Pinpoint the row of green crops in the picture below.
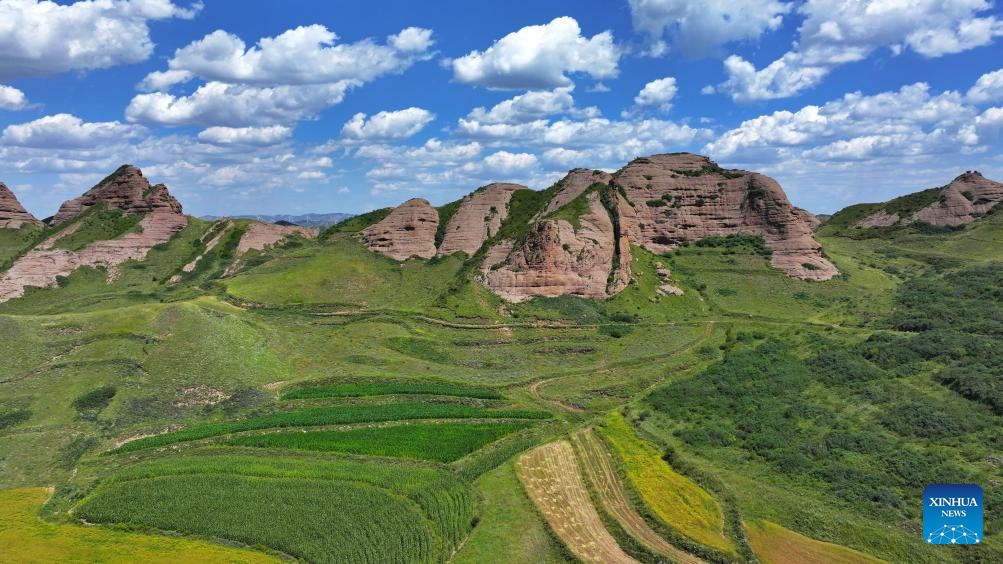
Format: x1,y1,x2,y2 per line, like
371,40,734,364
110,403,551,454
228,422,530,462
282,381,502,400
80,452,476,562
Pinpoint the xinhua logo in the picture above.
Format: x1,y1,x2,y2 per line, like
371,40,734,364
923,484,983,545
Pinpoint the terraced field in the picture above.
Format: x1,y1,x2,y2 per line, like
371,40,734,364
516,441,637,564
597,411,737,557
572,428,705,564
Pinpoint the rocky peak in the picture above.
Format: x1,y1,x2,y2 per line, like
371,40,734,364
362,198,439,260
854,170,1003,228
540,168,612,217
50,165,183,225
0,182,41,229
438,183,525,256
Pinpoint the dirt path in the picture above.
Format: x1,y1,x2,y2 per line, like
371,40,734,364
572,429,706,564
516,442,637,564
527,378,585,413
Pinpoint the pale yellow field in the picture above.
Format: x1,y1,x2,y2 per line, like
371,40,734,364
747,520,887,564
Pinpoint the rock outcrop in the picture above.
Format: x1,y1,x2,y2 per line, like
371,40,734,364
854,171,1003,228
362,198,439,260
0,166,187,303
608,154,836,280
481,190,630,302
50,165,182,225
0,182,42,229
361,153,837,302
438,183,523,256
223,221,316,275
793,207,822,231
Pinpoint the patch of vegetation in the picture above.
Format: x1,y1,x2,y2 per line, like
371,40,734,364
229,421,530,462
53,206,144,252
72,386,117,413
435,198,464,248
694,234,772,257
0,408,31,431
322,207,392,236
544,183,604,230
597,412,735,556
282,380,502,400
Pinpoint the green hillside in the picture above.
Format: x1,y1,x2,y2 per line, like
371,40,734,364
1,190,1001,563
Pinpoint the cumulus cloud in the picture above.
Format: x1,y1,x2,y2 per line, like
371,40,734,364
451,17,619,90
462,87,599,126
705,81,980,163
130,24,435,128
126,81,354,127
633,77,678,112
138,24,434,90
197,125,292,146
628,0,791,57
1,113,146,149
0,84,28,110
967,68,1003,103
484,151,538,173
0,0,200,80
718,0,1003,101
341,107,435,140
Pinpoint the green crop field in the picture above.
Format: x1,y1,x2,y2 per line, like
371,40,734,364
282,380,502,400
228,421,530,462
110,402,551,453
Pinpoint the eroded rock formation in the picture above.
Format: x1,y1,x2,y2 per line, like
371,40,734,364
0,166,187,303
362,198,439,260
0,182,41,229
438,183,524,256
854,172,1003,229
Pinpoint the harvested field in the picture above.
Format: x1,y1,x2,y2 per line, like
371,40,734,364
572,429,706,564
516,441,637,564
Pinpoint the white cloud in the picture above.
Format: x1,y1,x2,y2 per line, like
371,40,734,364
0,84,28,110
1,113,146,149
341,107,435,140
338,186,350,194
633,77,677,112
451,17,619,90
718,0,1003,101
0,0,200,80
139,24,434,90
628,0,791,57
968,68,1003,103
960,106,1003,143
484,151,538,173
126,81,355,127
197,125,292,146
705,81,982,164
297,171,327,180
463,87,598,125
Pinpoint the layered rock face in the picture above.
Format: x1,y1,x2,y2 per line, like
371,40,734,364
364,153,837,302
0,182,41,229
0,166,187,303
362,198,439,260
855,171,1003,228
481,190,630,302
235,221,315,257
50,165,183,225
608,154,836,280
438,183,523,256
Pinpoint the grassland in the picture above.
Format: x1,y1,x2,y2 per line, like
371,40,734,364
598,411,736,557
0,487,278,563
228,421,530,462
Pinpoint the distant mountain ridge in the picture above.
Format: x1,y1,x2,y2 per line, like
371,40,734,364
201,212,354,229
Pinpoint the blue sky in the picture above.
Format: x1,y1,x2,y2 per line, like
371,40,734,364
0,0,1002,217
